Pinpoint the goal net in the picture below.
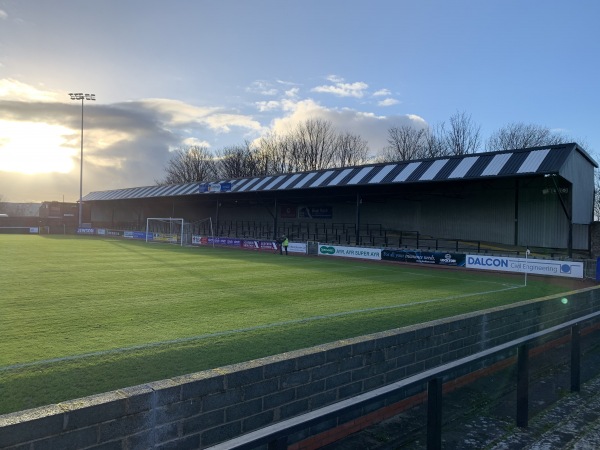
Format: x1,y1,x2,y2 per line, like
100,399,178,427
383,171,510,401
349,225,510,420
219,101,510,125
188,217,215,247
145,217,187,246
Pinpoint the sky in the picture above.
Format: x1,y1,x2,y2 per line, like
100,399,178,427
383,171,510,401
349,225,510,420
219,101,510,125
0,0,599,203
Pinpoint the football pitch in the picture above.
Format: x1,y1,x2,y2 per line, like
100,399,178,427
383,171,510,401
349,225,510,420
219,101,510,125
0,235,579,415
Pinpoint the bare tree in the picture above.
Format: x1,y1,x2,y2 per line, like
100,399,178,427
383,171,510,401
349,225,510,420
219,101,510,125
381,112,480,162
215,142,260,179
255,118,368,173
334,132,369,166
422,123,448,159
486,123,567,151
442,111,481,155
381,125,427,161
158,146,218,184
254,131,292,175
291,118,337,171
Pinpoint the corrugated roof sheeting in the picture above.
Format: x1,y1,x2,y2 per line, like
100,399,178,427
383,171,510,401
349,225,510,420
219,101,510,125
420,159,449,180
82,144,595,202
348,167,373,185
292,172,317,189
449,157,478,179
518,149,551,173
368,164,395,183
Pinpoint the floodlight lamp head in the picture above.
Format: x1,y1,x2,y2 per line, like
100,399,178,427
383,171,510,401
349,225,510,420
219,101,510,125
85,94,96,101
69,93,84,100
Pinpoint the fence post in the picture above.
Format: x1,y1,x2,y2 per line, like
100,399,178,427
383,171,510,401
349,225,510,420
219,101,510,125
571,323,581,392
427,377,442,450
517,344,529,427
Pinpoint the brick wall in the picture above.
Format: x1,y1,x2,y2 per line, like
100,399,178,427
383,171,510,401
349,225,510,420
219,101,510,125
1,287,599,449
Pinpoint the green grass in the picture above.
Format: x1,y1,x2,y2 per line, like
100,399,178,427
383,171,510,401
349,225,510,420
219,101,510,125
0,235,579,414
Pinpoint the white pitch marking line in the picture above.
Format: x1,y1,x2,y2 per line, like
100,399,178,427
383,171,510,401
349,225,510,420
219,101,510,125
0,285,523,373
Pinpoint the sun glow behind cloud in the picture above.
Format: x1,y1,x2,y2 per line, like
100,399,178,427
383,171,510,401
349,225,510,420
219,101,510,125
0,120,75,174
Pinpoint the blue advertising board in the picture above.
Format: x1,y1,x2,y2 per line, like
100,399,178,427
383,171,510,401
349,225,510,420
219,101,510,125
199,182,232,193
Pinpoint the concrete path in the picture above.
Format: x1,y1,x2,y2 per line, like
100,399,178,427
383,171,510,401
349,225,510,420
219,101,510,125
488,373,600,450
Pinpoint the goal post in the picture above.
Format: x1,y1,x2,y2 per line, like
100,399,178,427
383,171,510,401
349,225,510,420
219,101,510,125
145,217,185,246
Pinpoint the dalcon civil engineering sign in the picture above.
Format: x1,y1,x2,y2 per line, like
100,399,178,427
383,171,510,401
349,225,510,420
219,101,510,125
466,255,583,279
319,244,381,260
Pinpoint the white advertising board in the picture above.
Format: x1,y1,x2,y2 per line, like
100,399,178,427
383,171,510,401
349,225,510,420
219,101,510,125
466,255,583,279
318,244,381,260
288,242,307,254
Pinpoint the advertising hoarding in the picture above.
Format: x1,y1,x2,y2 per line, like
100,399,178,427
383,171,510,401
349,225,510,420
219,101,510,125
318,244,381,260
381,250,466,266
465,255,583,279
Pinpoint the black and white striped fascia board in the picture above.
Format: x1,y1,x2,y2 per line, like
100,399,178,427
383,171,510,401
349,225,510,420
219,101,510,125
82,147,570,201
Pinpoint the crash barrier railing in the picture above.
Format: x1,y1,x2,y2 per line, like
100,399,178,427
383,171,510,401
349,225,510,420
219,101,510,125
206,310,600,450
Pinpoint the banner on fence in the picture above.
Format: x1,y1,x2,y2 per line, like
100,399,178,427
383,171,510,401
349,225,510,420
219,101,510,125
192,235,206,245
152,233,178,243
192,237,306,254
466,255,583,279
318,244,381,260
287,242,307,254
124,231,152,240
382,250,466,266
207,237,242,247
239,239,278,251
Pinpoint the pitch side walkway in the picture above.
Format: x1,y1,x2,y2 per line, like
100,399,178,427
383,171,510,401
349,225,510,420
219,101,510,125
487,373,600,449
325,345,600,450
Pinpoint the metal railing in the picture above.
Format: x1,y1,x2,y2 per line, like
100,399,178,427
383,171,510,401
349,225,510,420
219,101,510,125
206,310,600,450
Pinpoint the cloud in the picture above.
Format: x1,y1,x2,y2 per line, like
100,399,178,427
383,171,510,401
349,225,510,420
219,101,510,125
256,100,281,112
276,79,300,87
264,99,427,156
285,87,299,98
326,75,345,83
378,98,400,107
247,80,279,96
0,81,267,200
373,89,391,97
0,78,428,201
181,137,212,148
138,98,262,133
312,77,369,98
0,10,7,20
0,78,60,102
